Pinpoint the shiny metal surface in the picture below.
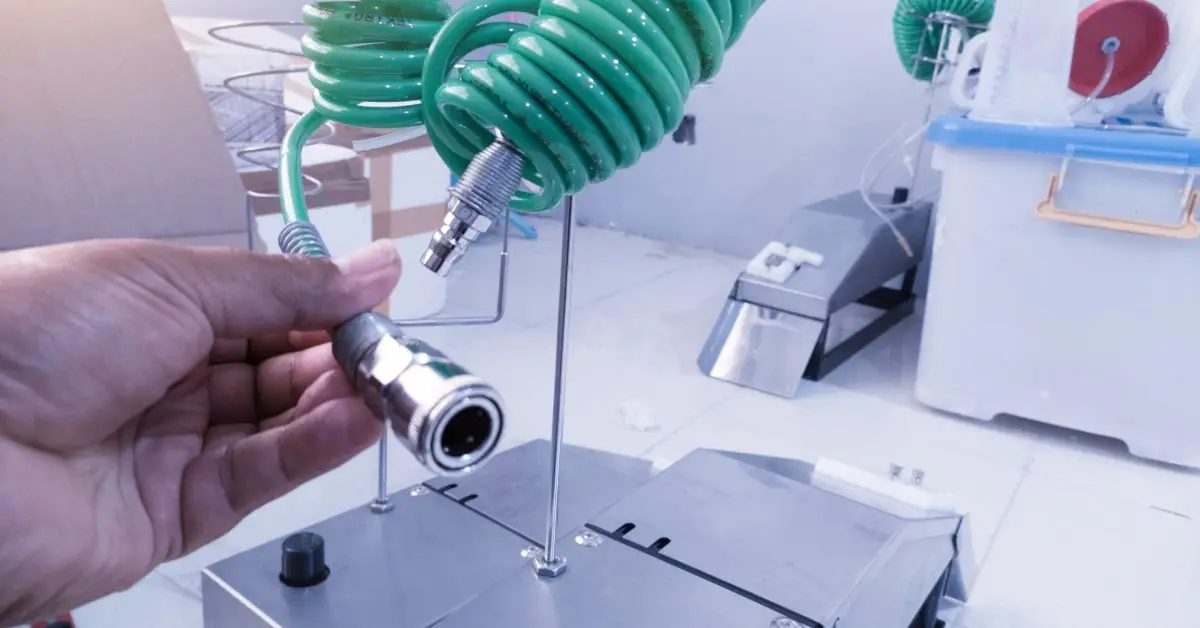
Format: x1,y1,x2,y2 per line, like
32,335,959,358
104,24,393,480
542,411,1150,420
540,195,578,577
202,481,531,628
424,439,653,546
203,441,964,628
590,449,960,627
698,193,930,395
333,313,505,477
422,138,524,276
369,430,394,514
698,300,828,398
432,528,786,628
421,198,497,276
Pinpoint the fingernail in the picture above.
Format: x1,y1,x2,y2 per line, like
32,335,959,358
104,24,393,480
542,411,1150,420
335,240,400,278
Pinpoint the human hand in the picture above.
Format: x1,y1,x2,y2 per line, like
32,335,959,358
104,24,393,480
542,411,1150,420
0,239,401,625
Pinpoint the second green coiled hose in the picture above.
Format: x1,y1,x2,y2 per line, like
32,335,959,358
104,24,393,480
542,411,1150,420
892,0,993,81
280,0,768,224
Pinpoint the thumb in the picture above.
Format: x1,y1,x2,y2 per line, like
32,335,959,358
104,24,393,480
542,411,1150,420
169,239,401,338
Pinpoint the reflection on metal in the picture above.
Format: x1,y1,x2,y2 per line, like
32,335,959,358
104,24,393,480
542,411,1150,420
698,192,932,397
202,440,973,628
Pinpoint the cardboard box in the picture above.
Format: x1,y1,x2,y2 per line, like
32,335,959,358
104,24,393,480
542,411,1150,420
0,0,254,252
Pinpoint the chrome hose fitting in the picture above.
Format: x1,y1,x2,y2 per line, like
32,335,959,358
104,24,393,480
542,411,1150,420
420,137,524,276
332,312,505,477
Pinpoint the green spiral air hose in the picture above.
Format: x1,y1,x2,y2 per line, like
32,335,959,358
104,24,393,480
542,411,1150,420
280,0,767,224
892,0,993,81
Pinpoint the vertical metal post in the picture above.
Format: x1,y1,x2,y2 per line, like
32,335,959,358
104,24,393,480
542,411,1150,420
370,427,394,513
533,195,576,578
908,13,957,194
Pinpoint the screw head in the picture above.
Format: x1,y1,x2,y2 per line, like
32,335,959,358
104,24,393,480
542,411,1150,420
574,531,603,547
520,545,541,559
409,486,430,497
910,469,926,486
770,618,800,628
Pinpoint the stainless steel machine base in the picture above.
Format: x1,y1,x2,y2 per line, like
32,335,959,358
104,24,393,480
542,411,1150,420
698,192,932,397
202,439,971,628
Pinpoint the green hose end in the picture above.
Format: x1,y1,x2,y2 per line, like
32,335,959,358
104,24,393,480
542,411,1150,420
893,0,994,82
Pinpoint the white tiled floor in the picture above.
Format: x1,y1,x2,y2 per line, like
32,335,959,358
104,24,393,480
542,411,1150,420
75,213,1200,627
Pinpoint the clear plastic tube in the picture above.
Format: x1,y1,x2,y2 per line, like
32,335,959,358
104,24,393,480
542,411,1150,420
858,119,937,257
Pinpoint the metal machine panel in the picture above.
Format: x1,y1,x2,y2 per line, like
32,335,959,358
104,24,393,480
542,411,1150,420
696,300,828,398
834,535,954,628
715,449,816,485
433,528,790,628
732,195,931,320
698,193,930,392
589,449,960,626
202,485,531,628
201,441,965,628
423,440,654,544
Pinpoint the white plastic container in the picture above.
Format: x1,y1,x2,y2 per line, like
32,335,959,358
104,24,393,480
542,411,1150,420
951,31,1157,126
1162,2,1200,134
969,0,1079,126
918,115,1200,467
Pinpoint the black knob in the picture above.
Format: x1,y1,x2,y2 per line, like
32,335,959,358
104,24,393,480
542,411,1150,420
279,532,330,588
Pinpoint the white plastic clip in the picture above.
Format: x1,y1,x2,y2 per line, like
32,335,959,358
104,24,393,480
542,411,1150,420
746,242,824,284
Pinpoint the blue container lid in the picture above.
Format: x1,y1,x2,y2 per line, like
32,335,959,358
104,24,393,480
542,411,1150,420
927,114,1200,168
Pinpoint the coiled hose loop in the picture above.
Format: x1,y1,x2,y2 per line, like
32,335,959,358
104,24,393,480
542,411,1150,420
280,0,522,223
420,0,768,213
282,0,766,223
300,0,523,128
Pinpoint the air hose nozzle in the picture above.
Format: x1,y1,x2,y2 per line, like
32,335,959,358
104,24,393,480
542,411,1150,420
420,138,524,276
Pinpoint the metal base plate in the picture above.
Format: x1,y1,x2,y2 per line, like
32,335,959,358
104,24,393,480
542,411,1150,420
203,441,966,628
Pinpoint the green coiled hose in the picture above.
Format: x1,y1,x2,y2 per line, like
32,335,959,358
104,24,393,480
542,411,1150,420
892,0,992,81
280,0,767,223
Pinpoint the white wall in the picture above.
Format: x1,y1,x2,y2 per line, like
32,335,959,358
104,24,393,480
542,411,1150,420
576,0,932,259
164,0,310,19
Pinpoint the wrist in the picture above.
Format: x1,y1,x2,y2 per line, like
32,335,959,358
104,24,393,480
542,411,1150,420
0,441,84,626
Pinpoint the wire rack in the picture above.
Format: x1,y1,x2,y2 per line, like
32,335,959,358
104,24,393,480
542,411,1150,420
204,21,336,198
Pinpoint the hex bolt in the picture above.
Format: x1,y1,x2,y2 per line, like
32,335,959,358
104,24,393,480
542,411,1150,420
888,463,904,480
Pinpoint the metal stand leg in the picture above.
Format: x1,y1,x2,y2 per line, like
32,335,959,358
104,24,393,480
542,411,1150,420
533,195,576,578
370,425,395,514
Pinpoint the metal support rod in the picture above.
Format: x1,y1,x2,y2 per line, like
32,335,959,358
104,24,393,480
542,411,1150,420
907,14,955,194
393,207,511,327
369,427,394,513
533,195,576,578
